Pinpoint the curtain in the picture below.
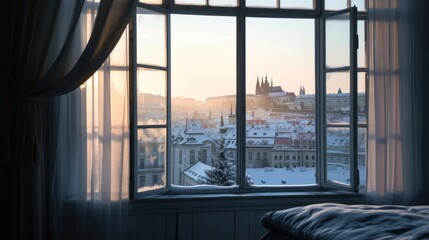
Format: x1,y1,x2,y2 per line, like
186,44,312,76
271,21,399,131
54,29,130,240
366,0,429,205
0,0,136,239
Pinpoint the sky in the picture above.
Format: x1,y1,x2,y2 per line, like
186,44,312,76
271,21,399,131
137,2,366,102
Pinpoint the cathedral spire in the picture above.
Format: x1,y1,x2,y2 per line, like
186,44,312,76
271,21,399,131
255,76,261,95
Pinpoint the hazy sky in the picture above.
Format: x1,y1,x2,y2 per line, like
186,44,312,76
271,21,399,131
137,4,366,102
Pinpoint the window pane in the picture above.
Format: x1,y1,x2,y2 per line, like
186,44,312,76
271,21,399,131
280,0,313,9
246,18,316,186
326,71,350,125
139,0,163,4
137,68,166,125
326,127,350,185
358,127,366,193
326,12,350,68
246,0,277,8
175,0,206,5
137,8,166,67
351,0,366,11
358,21,366,68
137,128,166,192
209,0,238,7
325,0,347,10
171,15,236,187
358,72,366,124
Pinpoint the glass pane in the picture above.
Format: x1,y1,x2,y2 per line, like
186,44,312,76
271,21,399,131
326,71,350,125
280,0,313,9
139,0,163,4
246,18,316,186
326,12,350,68
358,21,366,68
351,0,366,11
171,15,236,187
358,127,366,193
137,68,166,125
209,0,238,7
325,0,347,10
175,0,206,5
137,8,166,67
326,127,350,185
358,72,366,124
137,128,166,192
246,0,277,8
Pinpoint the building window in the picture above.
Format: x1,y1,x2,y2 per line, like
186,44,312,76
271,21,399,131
139,175,146,188
152,175,158,186
132,1,367,197
190,150,195,165
201,149,208,164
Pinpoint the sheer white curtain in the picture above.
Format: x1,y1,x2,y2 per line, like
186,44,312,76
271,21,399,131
54,27,130,239
366,0,429,205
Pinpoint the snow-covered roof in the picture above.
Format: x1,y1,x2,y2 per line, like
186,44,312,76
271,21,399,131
246,138,275,147
246,129,276,138
327,133,349,148
246,166,366,186
183,162,212,183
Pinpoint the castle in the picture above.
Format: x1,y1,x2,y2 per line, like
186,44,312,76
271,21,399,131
255,75,284,96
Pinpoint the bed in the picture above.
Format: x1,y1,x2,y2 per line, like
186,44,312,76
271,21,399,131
260,203,429,240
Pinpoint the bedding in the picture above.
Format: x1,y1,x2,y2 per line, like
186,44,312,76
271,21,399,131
260,203,429,240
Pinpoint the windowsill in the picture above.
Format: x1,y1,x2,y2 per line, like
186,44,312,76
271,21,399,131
129,190,365,214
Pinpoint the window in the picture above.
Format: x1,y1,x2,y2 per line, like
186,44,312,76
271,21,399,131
132,0,367,197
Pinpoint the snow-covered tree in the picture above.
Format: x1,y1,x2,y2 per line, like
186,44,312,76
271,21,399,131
204,137,236,186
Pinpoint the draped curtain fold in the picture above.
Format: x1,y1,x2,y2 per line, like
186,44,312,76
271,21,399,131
54,30,130,239
0,0,136,239
366,0,429,205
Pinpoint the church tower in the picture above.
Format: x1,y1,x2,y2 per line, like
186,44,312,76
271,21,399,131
255,76,260,95
299,85,306,95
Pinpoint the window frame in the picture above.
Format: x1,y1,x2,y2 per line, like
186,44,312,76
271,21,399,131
130,0,368,199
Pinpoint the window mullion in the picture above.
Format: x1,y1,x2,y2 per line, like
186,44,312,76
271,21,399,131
166,10,172,189
129,13,138,199
349,6,359,192
316,16,326,188
237,0,246,190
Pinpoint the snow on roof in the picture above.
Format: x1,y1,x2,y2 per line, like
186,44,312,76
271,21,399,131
246,138,275,147
246,166,366,186
246,129,276,138
184,162,212,183
174,132,213,145
327,133,349,148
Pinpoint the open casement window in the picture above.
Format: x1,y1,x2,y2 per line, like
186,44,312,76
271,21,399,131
131,6,171,197
319,7,359,192
130,2,365,198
